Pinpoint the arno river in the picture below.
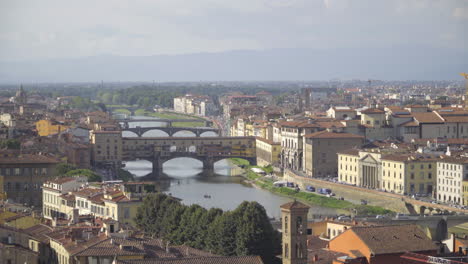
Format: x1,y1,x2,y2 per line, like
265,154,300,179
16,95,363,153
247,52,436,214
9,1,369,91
121,116,345,219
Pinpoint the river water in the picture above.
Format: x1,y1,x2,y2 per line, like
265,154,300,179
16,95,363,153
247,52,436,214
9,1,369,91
120,116,344,219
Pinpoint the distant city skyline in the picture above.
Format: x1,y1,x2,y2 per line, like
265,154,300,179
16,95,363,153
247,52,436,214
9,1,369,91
0,0,467,61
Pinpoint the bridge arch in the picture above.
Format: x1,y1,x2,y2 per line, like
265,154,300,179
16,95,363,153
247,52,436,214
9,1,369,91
200,131,218,137
122,130,139,137
172,130,197,137
141,129,170,137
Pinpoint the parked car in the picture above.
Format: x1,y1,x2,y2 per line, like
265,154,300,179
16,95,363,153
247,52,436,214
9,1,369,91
396,213,409,219
375,215,386,219
337,215,351,221
318,188,332,195
286,182,295,188
338,196,345,200
360,199,368,205
306,185,316,192
273,181,287,187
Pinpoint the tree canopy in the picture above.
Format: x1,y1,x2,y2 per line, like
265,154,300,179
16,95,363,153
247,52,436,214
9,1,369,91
135,193,280,263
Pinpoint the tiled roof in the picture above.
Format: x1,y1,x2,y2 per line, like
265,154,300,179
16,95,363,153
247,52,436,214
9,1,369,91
411,112,444,124
349,225,437,255
24,224,54,243
304,131,363,139
361,108,385,114
399,120,419,127
381,154,438,162
75,237,216,259
280,200,310,210
116,256,264,264
0,153,59,164
47,177,77,184
443,116,468,123
338,149,360,156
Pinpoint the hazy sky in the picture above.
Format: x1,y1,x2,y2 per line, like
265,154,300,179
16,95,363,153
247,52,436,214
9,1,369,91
0,0,467,61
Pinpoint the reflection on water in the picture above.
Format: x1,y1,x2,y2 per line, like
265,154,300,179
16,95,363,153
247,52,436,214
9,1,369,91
123,158,345,219
121,116,345,218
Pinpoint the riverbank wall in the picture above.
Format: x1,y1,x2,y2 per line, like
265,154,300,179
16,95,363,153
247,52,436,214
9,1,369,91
283,169,410,213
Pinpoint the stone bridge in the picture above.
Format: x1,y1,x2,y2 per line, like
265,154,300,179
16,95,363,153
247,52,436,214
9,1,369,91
117,118,213,128
107,106,144,116
122,126,219,137
403,197,467,215
122,136,256,176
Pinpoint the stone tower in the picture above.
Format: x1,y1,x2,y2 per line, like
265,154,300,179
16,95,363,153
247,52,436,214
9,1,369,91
280,200,309,264
15,85,27,105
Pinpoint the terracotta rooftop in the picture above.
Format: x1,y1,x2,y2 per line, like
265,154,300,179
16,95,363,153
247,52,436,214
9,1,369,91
361,108,385,114
304,131,364,139
347,225,437,255
399,120,418,127
411,112,444,124
280,200,310,210
338,149,360,156
47,177,77,184
0,153,59,164
381,154,438,162
116,256,264,264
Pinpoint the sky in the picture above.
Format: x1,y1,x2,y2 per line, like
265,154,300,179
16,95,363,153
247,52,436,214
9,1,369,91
0,0,467,61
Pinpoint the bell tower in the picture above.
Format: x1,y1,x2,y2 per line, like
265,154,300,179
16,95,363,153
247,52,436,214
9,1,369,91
281,200,309,264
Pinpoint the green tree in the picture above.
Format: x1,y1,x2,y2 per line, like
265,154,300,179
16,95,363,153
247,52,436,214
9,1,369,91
135,193,171,237
194,207,223,249
100,92,113,104
0,139,20,150
56,163,77,175
112,93,122,104
207,212,238,256
235,202,279,262
65,169,102,182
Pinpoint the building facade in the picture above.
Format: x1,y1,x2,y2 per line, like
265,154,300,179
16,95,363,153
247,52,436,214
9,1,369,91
255,137,281,167
437,157,468,205
0,152,58,206
303,131,364,178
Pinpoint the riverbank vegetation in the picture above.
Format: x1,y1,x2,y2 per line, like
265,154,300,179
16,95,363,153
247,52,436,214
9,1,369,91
135,193,281,263
230,159,393,216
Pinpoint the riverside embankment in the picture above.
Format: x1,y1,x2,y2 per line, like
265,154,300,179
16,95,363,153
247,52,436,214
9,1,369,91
230,159,396,216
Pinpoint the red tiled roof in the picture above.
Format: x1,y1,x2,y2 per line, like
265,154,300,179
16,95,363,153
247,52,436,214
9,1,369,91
0,153,59,164
337,149,360,156
361,108,385,114
347,225,437,255
304,131,364,139
280,200,310,210
411,112,444,124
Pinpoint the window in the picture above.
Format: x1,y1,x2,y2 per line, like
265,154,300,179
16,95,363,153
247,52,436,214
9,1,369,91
285,243,289,258
124,207,130,218
284,216,288,234
411,165,414,170
411,173,414,179
428,173,432,179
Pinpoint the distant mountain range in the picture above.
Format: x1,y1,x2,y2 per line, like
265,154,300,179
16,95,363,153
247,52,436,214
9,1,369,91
0,46,466,82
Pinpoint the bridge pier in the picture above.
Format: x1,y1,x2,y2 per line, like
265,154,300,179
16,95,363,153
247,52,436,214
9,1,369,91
152,156,163,176
203,158,214,171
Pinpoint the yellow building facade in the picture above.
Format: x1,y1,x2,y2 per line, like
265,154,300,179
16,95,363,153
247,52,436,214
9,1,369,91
35,119,70,137
337,149,360,185
255,137,281,167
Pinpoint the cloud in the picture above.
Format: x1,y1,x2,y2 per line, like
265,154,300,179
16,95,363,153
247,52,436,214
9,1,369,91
0,0,466,60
